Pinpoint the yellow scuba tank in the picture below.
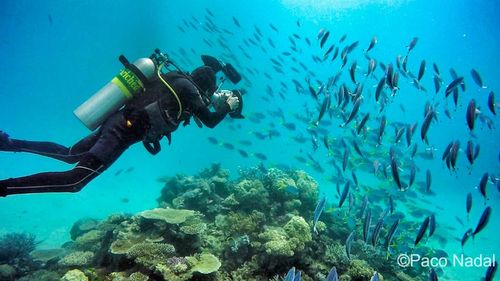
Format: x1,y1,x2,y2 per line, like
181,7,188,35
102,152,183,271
73,56,156,131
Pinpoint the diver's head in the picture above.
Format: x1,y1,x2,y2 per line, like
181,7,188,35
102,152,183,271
191,66,216,96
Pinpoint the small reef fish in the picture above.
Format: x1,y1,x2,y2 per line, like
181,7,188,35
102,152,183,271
313,196,327,234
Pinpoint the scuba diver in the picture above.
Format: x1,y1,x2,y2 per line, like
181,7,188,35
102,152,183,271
0,50,244,197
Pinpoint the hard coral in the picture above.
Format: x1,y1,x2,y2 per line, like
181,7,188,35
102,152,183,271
58,251,94,267
125,242,175,269
60,269,88,281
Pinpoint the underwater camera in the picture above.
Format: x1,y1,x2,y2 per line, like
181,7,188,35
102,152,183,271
211,89,245,119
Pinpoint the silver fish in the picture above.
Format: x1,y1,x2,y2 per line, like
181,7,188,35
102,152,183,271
470,68,486,88
346,231,355,260
338,181,350,208
313,196,327,234
341,97,363,127
385,219,400,253
365,36,377,53
364,209,372,243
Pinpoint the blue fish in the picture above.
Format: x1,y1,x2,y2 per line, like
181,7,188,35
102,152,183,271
313,196,327,234
326,266,339,281
370,272,380,281
284,267,295,281
285,185,300,195
293,270,301,281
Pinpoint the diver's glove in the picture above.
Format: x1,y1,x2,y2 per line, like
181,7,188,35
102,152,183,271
226,95,240,112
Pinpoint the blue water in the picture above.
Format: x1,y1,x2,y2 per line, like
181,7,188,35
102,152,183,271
0,0,499,280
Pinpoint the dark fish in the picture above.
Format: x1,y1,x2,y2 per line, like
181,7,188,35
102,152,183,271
375,76,386,102
428,268,438,281
433,63,440,75
479,172,489,200
471,69,485,88
391,157,402,190
406,123,417,147
445,77,464,97
385,219,399,252
342,149,349,172
269,23,278,32
339,181,350,208
420,110,434,143
347,41,359,53
434,75,441,93
418,60,426,81
425,170,432,193
232,17,241,27
365,36,377,53
429,214,436,237
414,217,430,247
320,31,330,48
409,165,416,187
364,209,372,243
238,149,249,158
449,140,460,170
350,61,357,84
466,99,477,131
466,192,472,218
326,266,339,281
407,37,418,53
308,84,318,100
411,143,418,159
313,196,327,234
351,140,364,159
488,91,496,115
351,171,358,187
341,97,362,127
348,192,355,213
331,47,339,61
389,195,394,214
315,95,331,126
254,152,267,160
377,115,386,144
461,228,473,248
367,58,377,77
356,113,370,135
485,261,497,281
223,142,235,150
324,44,335,58
442,141,454,161
339,34,347,43
371,217,384,247
207,137,219,145
346,231,355,260
472,206,491,237
466,141,475,165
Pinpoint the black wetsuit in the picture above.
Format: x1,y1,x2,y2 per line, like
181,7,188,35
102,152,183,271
0,72,230,196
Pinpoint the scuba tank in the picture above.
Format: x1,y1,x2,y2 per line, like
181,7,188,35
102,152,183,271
73,56,156,131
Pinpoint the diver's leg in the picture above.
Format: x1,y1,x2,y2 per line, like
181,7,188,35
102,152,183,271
0,154,105,196
0,111,144,197
0,131,100,164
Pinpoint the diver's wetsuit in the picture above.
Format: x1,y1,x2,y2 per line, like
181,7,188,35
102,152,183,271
0,72,231,196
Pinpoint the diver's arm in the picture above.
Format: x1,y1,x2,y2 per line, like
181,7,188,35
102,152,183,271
194,105,231,128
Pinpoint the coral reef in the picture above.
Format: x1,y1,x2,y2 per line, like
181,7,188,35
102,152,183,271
0,232,39,279
5,164,438,280
60,269,88,281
